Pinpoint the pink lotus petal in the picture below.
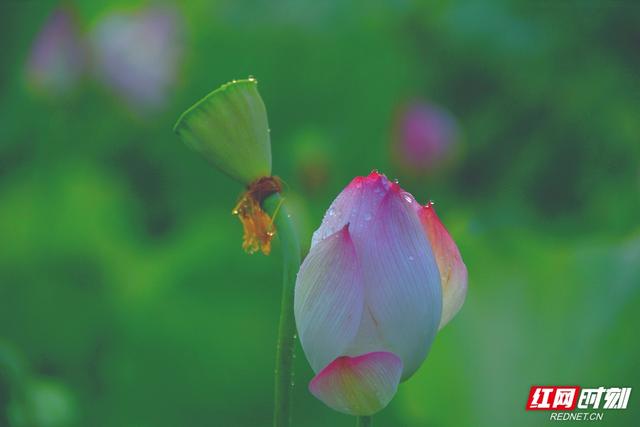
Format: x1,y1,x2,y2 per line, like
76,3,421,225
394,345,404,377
418,203,468,329
309,352,402,416
295,225,365,373
345,185,441,380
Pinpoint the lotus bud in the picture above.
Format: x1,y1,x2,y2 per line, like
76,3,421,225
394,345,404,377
392,101,460,175
295,171,467,415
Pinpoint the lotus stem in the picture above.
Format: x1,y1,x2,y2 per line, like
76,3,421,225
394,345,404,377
263,193,301,427
357,416,373,427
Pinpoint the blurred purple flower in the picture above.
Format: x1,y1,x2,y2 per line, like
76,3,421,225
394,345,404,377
89,6,183,110
392,101,460,175
26,7,85,95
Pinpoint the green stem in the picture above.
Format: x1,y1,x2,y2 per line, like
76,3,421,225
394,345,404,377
357,416,373,427
263,193,301,427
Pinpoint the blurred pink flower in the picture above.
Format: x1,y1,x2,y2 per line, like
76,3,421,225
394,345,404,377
295,171,467,415
392,101,460,175
89,6,183,110
26,7,85,95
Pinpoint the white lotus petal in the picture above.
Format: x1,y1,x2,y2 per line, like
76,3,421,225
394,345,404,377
295,225,364,373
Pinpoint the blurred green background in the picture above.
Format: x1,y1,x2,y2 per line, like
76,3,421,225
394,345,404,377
1,1,639,426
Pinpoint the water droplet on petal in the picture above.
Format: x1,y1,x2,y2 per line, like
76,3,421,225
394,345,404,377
408,255,415,261
364,213,372,221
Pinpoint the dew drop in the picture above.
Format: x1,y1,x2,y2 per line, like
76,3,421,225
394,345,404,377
404,194,413,203
328,208,335,217
364,213,372,221
408,255,415,261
